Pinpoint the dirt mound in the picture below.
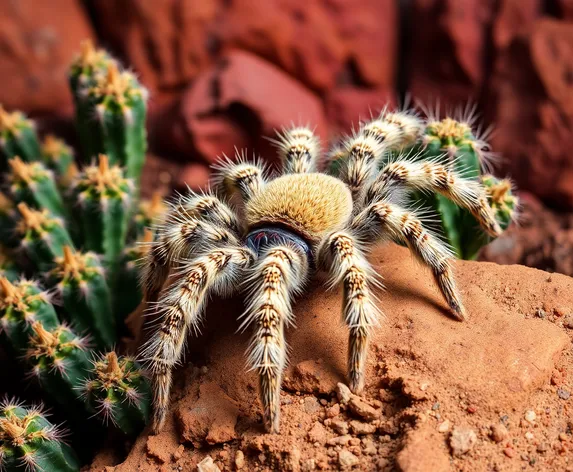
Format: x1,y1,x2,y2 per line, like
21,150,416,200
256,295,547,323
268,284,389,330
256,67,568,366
91,244,573,472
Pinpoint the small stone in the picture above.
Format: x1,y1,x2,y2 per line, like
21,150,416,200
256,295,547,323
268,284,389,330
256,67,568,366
349,438,361,446
490,424,509,443
437,420,451,433
564,316,573,329
524,410,536,423
326,404,340,418
537,443,549,453
450,426,478,456
348,397,380,422
431,402,440,411
308,422,328,445
173,445,185,461
302,458,316,471
466,405,477,414
330,418,349,435
362,438,377,455
535,308,546,318
336,383,352,404
557,388,571,400
327,435,352,446
235,450,245,470
350,420,377,435
338,450,359,468
525,431,535,440
320,399,328,406
200,366,209,375
554,306,568,317
559,433,568,441
197,456,221,472
304,397,320,414
504,448,515,458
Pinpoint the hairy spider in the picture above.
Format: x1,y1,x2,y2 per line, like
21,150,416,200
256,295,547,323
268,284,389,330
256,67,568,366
140,112,501,434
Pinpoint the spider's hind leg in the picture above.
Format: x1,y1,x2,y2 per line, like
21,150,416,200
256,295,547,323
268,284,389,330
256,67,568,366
317,231,381,393
240,245,308,433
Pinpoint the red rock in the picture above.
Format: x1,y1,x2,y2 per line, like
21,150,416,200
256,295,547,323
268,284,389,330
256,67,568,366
177,50,327,166
492,0,542,51
557,0,573,19
0,0,95,115
283,359,341,395
325,87,396,136
92,0,397,97
176,162,212,192
489,19,573,209
408,0,497,107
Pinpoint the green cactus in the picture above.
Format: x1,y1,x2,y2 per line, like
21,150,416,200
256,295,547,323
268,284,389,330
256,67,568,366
48,247,116,349
7,157,69,222
69,41,147,186
69,40,115,162
41,135,75,187
70,154,132,281
115,228,152,323
15,203,74,272
0,399,79,472
24,321,92,415
0,106,42,167
81,352,150,436
0,191,17,247
132,192,166,240
0,278,59,355
0,245,18,282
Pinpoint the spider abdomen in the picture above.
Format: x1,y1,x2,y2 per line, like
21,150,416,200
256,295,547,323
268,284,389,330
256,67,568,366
245,173,353,242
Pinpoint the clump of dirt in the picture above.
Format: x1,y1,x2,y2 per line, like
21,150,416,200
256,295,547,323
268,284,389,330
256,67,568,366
91,244,573,472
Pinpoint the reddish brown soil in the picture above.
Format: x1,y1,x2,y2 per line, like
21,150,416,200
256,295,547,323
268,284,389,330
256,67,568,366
90,244,573,472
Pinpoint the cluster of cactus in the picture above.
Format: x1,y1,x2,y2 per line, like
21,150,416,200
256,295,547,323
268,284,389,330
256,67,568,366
328,108,518,259
0,40,159,469
0,399,79,471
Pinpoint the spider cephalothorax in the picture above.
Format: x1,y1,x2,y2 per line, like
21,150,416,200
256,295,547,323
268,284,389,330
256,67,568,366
140,113,501,434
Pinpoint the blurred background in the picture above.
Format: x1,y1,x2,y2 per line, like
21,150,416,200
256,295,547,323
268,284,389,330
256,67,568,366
2,0,573,274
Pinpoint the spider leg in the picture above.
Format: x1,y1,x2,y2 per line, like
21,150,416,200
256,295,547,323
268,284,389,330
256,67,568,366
363,159,502,237
141,247,255,433
141,192,241,304
271,125,321,174
211,152,267,203
317,231,380,393
338,133,385,200
239,245,308,433
351,200,466,320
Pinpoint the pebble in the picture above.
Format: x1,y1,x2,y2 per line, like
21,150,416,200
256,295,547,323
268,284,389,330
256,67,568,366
330,418,349,435
431,402,440,411
336,383,352,404
559,433,569,441
304,397,320,414
362,438,377,455
537,443,549,453
450,427,477,456
490,424,509,443
524,410,536,423
525,431,535,440
437,420,451,433
557,388,571,400
327,435,352,446
234,451,245,470
350,420,377,435
535,308,546,318
348,397,380,422
564,316,573,329
197,456,221,472
338,450,359,468
504,448,515,458
326,404,340,418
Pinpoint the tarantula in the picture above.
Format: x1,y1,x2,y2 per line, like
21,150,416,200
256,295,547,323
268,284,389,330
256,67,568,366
140,112,501,434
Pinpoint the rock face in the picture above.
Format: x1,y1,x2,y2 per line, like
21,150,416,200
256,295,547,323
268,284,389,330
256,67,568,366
489,18,573,210
0,0,95,115
91,244,573,471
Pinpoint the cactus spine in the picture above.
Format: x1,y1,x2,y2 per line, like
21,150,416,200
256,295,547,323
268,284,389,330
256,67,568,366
0,106,41,167
71,154,132,281
41,135,75,187
15,203,74,272
69,41,147,186
0,278,59,354
48,247,116,349
81,352,150,436
0,399,79,472
7,158,69,222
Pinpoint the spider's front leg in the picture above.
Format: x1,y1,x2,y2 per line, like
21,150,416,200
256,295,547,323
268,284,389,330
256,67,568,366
351,200,465,320
317,232,381,393
140,247,254,433
364,159,502,237
239,246,308,433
